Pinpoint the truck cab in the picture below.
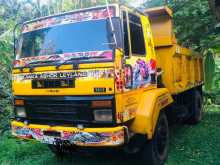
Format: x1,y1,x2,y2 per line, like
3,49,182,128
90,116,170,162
11,4,203,165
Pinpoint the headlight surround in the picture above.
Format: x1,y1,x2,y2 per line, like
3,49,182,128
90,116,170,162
15,107,26,118
93,109,113,122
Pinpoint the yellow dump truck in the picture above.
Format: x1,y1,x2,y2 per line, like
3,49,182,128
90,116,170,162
11,4,203,165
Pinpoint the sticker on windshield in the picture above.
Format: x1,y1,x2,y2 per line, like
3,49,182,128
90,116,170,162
14,50,113,68
22,7,115,33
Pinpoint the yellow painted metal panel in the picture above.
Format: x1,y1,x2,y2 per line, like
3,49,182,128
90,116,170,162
12,68,115,96
129,88,173,139
115,86,156,124
156,44,203,95
144,6,176,47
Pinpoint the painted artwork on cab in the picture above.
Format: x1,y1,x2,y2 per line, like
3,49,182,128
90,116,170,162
133,59,156,88
123,59,156,90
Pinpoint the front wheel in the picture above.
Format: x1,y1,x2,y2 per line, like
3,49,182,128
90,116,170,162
48,144,64,157
48,144,76,157
141,111,169,165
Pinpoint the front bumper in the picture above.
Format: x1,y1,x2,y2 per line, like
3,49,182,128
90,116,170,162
11,121,125,147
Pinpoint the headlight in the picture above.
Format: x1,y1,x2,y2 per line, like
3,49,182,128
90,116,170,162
16,107,26,118
93,109,112,122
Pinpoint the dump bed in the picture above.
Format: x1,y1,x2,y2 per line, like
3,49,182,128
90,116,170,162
145,6,203,95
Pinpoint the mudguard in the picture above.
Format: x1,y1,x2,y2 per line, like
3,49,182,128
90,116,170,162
130,88,173,139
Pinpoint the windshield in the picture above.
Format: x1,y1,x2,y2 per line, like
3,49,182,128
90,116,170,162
19,19,114,60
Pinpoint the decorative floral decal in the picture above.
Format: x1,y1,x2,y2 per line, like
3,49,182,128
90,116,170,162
22,7,115,33
131,59,156,89
115,69,123,91
124,65,133,89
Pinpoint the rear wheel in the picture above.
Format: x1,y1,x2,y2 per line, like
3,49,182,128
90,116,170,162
187,90,203,124
140,111,169,165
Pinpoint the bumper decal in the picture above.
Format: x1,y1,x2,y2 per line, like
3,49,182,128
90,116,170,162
12,125,124,146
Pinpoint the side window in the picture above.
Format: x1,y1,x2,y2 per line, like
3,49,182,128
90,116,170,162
128,13,146,55
122,11,130,57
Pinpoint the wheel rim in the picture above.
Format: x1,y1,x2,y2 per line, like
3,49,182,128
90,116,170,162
156,118,168,159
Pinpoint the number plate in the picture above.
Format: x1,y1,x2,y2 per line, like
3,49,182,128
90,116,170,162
32,79,75,89
42,136,56,144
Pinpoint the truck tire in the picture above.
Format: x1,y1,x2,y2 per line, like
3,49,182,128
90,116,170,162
48,144,64,156
141,111,169,165
48,144,75,157
187,90,203,124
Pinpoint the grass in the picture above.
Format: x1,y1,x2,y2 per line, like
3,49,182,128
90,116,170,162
0,106,220,165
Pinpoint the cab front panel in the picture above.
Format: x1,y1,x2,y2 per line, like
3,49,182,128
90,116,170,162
12,67,115,96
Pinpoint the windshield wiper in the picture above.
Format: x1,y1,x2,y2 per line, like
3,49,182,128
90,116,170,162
55,56,105,69
102,42,116,46
27,59,61,72
28,59,60,65
55,56,89,69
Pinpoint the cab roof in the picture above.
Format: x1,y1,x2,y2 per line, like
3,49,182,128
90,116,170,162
23,4,119,25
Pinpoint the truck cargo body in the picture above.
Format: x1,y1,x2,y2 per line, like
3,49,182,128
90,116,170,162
145,6,203,95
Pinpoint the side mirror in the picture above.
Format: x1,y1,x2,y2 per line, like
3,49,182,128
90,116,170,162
106,17,123,49
14,35,22,59
13,22,23,57
124,64,133,89
15,39,19,51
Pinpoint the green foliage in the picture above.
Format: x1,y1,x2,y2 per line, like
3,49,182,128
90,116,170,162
213,58,220,101
172,0,217,51
144,0,219,52
205,57,220,104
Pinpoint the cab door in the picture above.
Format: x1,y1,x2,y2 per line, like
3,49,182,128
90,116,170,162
114,9,157,124
122,10,156,90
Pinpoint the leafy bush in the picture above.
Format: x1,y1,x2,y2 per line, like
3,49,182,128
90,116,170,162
204,57,220,104
0,40,13,133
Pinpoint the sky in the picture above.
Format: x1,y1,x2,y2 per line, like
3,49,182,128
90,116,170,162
34,0,150,7
32,0,50,5
28,0,151,8
128,0,149,7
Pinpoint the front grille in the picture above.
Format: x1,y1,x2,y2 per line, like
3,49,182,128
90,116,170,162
21,96,115,126
25,99,93,125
